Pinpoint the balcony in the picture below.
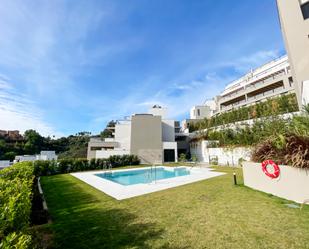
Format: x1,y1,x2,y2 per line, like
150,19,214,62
219,70,289,105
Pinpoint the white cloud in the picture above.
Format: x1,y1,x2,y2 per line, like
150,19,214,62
220,49,282,74
88,48,283,129
0,77,63,137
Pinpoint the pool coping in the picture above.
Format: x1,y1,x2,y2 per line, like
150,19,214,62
71,166,225,200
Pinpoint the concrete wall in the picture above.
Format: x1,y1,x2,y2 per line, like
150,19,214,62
243,162,309,204
96,150,129,159
38,151,57,161
130,114,163,164
190,141,251,166
0,160,10,168
115,120,131,152
148,106,167,118
190,105,211,119
277,0,309,106
15,155,37,162
162,120,175,142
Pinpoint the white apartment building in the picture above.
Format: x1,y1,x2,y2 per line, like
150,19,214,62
87,106,178,164
187,55,296,121
218,55,294,113
14,151,58,163
190,99,217,119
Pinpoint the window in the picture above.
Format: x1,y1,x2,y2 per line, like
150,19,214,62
197,109,200,116
301,1,309,19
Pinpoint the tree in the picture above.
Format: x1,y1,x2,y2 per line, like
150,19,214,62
23,130,44,154
3,151,16,161
100,121,116,139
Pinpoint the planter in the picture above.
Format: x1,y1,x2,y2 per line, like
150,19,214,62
243,162,309,204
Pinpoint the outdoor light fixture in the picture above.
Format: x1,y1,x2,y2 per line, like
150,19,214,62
233,172,237,185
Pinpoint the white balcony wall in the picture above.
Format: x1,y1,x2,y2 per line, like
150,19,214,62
162,120,175,142
115,121,131,152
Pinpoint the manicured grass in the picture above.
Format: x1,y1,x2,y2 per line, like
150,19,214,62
41,166,309,249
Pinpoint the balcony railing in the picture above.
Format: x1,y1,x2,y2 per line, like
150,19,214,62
220,70,288,103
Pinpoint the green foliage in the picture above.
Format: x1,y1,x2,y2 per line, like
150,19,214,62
0,162,34,246
252,135,309,168
191,155,198,163
0,232,32,249
0,130,91,160
2,151,16,161
31,155,140,176
100,120,116,139
189,93,299,132
179,153,187,162
209,156,218,165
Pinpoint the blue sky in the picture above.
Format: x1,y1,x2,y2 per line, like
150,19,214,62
0,0,286,137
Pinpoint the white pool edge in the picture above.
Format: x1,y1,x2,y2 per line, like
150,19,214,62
71,166,225,200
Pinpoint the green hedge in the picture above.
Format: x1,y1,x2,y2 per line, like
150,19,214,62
189,93,299,132
33,154,140,176
0,162,34,249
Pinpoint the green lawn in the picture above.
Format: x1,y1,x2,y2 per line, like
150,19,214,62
41,167,309,249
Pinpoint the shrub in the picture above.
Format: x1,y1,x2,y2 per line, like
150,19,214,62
33,160,57,176
0,232,33,249
18,155,141,177
0,162,34,246
252,135,309,168
189,93,299,132
179,153,186,162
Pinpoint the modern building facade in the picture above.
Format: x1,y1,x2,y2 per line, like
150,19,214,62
190,99,217,120
87,106,178,164
277,0,309,106
217,55,294,113
184,55,296,129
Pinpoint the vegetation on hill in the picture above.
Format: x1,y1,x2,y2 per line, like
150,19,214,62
0,130,92,160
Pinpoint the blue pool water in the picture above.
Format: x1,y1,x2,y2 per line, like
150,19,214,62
95,167,190,186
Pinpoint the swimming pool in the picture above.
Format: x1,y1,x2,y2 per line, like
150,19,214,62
71,166,225,200
95,167,190,186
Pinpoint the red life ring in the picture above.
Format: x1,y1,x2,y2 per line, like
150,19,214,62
261,160,280,179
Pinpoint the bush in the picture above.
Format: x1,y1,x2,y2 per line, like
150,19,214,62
189,93,299,132
0,232,33,249
179,153,186,162
0,162,34,246
252,135,309,168
28,155,141,176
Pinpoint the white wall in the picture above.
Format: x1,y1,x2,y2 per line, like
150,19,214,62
96,150,129,159
190,105,211,119
162,120,175,142
243,162,309,204
15,155,37,162
0,160,10,168
38,151,57,161
148,107,167,118
115,121,131,151
190,140,251,165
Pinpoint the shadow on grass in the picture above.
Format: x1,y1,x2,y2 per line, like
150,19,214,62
42,175,165,249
